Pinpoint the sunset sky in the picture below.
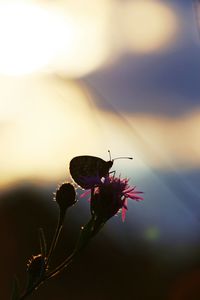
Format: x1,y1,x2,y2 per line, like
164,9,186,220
0,0,199,256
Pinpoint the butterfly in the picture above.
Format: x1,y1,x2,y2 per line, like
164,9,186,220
69,152,133,189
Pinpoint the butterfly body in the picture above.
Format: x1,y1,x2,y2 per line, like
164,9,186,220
69,155,113,189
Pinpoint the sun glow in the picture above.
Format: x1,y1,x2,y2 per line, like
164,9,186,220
51,0,112,77
0,75,103,186
0,0,178,77
0,2,66,75
120,0,178,53
0,1,112,77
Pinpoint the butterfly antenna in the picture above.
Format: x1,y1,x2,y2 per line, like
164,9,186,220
113,156,133,161
108,149,112,161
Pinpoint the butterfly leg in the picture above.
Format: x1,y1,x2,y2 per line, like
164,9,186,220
109,170,116,178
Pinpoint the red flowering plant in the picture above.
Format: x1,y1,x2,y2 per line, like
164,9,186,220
90,175,143,222
75,175,143,252
12,156,143,300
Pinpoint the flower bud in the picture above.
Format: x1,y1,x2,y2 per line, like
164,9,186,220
56,183,76,212
27,254,46,287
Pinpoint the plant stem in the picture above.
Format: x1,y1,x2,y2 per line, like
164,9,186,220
19,251,75,299
45,252,75,279
19,217,100,299
46,209,65,267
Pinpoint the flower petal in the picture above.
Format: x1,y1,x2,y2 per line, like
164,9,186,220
80,190,91,199
128,193,144,201
122,199,128,222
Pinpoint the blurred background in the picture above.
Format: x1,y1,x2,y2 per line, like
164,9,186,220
0,0,200,299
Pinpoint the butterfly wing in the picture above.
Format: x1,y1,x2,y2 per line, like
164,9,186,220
69,155,111,189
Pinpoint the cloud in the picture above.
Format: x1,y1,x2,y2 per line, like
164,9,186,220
92,108,200,171
126,110,200,169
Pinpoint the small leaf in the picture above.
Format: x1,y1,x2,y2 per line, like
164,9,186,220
38,228,47,257
11,277,20,300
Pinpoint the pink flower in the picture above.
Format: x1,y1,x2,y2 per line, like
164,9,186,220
87,175,143,222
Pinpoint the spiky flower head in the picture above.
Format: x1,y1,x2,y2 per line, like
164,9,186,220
85,175,143,222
